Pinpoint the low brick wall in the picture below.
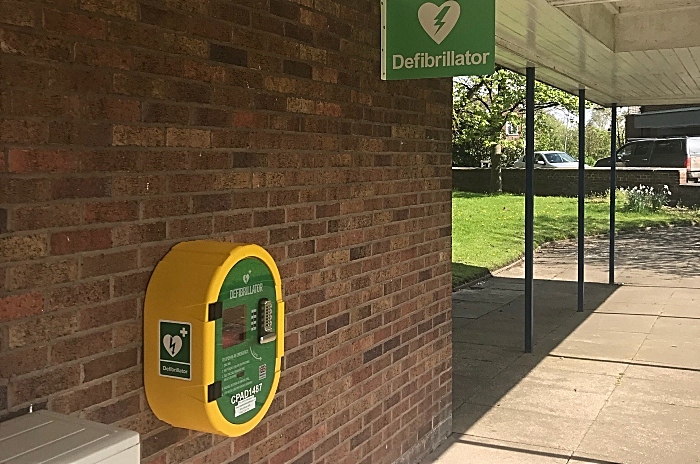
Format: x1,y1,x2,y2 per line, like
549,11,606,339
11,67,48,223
452,167,696,205
677,184,700,207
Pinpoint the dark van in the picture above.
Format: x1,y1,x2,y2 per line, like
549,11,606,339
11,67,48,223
595,137,700,182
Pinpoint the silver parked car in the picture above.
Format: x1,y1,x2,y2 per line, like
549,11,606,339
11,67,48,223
513,151,581,169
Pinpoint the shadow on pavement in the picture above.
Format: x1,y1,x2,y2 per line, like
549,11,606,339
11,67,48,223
425,226,700,463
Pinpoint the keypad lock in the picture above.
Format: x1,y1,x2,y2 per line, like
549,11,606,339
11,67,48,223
258,299,276,344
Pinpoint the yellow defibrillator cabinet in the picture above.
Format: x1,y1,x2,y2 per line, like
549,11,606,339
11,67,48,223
144,241,284,436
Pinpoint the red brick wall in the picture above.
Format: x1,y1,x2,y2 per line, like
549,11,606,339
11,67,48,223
0,1,453,463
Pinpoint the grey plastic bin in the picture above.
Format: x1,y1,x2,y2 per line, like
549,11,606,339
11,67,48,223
0,410,139,463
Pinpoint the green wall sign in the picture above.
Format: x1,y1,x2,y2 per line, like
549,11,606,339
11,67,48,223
381,0,495,80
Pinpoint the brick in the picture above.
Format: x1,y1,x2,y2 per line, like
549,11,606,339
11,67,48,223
270,225,299,244
51,228,112,255
0,234,47,262
83,348,138,382
168,434,212,463
166,80,211,104
0,345,48,378
75,42,133,70
78,150,138,173
140,152,192,171
189,445,232,464
11,204,82,231
51,177,109,199
0,29,72,62
50,330,112,364
233,112,267,129
0,1,38,27
142,427,190,459
115,368,143,396
283,60,312,79
0,119,49,144
8,311,78,348
140,243,173,268
0,178,50,204
10,365,81,405
112,175,166,196
113,320,141,347
143,102,190,124
183,60,226,84
80,0,138,19
113,125,165,147
49,280,111,310
210,44,247,67
192,107,231,127
209,1,249,26
166,128,211,148
0,209,6,233
85,201,139,224
168,216,212,239
193,194,232,213
213,212,252,233
79,299,138,330
81,96,140,122
253,208,285,227
140,4,188,32
44,9,107,40
51,381,113,414
113,272,150,297
0,292,44,323
7,259,79,291
49,121,112,146
8,149,78,173
84,393,140,424
81,250,138,278
113,222,167,246
142,196,191,219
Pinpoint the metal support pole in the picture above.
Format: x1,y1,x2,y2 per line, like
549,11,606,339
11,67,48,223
525,67,535,352
609,104,617,285
578,89,586,312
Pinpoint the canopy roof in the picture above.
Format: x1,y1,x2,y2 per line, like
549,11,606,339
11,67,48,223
497,0,700,106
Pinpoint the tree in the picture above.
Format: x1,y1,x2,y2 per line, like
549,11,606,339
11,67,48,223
453,68,579,192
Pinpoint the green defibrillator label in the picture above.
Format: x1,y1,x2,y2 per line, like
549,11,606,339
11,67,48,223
215,257,277,424
381,0,495,80
159,320,191,380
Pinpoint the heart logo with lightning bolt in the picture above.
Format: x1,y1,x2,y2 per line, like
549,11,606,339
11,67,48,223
418,1,461,45
163,334,183,357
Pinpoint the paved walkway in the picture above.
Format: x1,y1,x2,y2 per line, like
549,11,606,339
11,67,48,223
424,226,700,464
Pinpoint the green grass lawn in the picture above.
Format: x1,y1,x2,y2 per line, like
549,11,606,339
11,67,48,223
452,191,700,287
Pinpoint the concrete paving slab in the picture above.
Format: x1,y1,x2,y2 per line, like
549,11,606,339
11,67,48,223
634,338,700,369
572,313,657,334
660,302,700,318
422,435,570,464
610,374,700,409
575,397,700,464
469,377,610,421
453,288,522,304
511,355,628,377
646,316,700,339
592,301,663,315
452,402,593,451
452,300,503,319
603,286,675,304
669,287,700,302
550,330,648,361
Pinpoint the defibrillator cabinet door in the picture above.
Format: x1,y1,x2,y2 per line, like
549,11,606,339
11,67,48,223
213,257,278,424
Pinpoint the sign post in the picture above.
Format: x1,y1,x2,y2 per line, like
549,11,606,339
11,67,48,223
381,0,495,80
